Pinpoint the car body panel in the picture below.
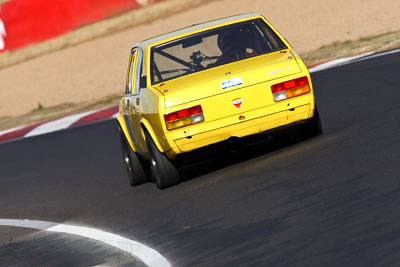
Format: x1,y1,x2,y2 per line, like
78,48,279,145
117,13,316,160
175,104,313,153
156,50,301,109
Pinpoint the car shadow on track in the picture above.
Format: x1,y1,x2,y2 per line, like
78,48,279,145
176,131,307,183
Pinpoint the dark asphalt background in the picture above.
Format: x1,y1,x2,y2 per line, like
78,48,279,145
0,51,399,266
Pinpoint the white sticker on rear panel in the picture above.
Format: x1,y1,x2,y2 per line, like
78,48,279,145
220,76,243,90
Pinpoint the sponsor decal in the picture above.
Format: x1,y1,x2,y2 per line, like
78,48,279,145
268,69,283,76
0,19,6,51
136,0,155,6
221,76,243,90
268,67,292,76
232,99,243,109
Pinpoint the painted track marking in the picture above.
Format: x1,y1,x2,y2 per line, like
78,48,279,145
24,110,99,137
308,52,374,73
0,219,171,267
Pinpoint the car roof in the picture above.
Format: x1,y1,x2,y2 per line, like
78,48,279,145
137,12,262,50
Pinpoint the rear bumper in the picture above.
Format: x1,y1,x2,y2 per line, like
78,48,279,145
167,102,313,157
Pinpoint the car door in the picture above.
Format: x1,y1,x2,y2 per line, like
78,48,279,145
121,47,146,154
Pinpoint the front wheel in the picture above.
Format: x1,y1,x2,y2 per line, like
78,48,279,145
120,132,149,186
145,132,180,189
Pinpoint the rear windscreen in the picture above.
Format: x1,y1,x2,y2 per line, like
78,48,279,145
151,18,287,84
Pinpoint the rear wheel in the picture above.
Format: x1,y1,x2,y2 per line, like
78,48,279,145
299,106,322,140
145,131,180,189
120,132,149,186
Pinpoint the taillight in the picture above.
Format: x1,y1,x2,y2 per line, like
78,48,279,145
271,76,311,102
164,105,204,131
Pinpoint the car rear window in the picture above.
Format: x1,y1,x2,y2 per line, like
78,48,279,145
150,18,287,84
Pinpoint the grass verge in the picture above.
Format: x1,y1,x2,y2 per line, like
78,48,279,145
301,31,400,66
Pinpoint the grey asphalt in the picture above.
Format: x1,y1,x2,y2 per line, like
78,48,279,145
1,51,400,266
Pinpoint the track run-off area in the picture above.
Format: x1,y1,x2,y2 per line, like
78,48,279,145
0,50,400,266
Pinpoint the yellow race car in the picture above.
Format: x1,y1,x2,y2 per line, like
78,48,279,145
117,12,322,189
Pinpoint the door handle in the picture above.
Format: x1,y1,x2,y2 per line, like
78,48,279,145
136,98,140,105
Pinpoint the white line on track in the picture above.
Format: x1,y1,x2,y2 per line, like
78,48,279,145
0,219,171,267
351,48,400,63
308,52,374,73
308,48,400,73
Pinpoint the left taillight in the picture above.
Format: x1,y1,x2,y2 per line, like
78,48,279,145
164,105,204,131
271,76,311,102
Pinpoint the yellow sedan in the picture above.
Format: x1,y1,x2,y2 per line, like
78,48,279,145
117,12,322,189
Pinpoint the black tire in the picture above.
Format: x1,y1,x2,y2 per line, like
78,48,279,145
299,106,322,140
145,131,180,189
120,132,149,186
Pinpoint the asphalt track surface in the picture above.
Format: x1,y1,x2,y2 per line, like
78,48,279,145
1,51,400,266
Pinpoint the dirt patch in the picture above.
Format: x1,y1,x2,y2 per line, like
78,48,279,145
1,0,400,129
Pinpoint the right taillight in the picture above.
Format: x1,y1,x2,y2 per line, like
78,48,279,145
164,105,204,131
271,76,311,102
